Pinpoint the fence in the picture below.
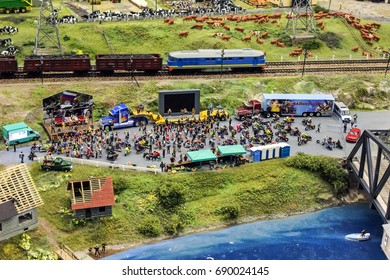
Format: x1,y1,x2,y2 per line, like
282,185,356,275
37,156,161,173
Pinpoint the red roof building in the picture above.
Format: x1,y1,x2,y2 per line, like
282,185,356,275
67,177,115,220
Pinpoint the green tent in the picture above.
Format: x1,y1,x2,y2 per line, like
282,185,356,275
187,150,217,163
217,145,247,156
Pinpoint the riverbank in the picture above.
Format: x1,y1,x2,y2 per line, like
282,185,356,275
103,203,386,260
87,187,369,260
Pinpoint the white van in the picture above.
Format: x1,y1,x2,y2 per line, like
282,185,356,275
334,102,351,123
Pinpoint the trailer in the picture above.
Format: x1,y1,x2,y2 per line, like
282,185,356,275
261,93,335,118
0,0,32,13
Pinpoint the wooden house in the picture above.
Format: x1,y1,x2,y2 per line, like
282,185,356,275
67,177,115,220
0,164,44,242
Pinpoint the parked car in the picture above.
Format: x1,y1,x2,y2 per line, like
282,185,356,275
41,157,73,171
346,127,362,143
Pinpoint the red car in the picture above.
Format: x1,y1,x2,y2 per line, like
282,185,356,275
346,127,362,143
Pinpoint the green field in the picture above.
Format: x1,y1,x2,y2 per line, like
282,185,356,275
0,2,389,62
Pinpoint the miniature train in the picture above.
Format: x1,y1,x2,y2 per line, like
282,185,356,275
0,48,266,76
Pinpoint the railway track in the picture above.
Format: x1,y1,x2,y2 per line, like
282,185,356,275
1,59,388,83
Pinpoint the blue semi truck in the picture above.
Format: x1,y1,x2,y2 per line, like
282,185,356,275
261,93,335,118
99,104,148,130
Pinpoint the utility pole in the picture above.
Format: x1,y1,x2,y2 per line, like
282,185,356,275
385,50,390,78
220,49,225,80
34,0,62,55
302,49,308,78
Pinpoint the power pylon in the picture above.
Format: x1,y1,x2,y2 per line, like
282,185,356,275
285,0,316,39
34,0,62,55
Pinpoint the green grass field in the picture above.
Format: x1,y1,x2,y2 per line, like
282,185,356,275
0,2,389,62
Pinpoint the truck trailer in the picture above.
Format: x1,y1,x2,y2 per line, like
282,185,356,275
261,93,335,118
2,122,40,145
0,0,32,13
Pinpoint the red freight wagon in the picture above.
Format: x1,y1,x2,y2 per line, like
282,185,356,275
95,54,162,74
23,55,92,74
0,56,18,75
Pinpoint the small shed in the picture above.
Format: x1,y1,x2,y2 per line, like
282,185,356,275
67,177,115,220
0,164,44,242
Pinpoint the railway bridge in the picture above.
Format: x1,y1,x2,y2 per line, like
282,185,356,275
346,130,390,224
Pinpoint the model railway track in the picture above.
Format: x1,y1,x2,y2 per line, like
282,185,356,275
1,59,388,83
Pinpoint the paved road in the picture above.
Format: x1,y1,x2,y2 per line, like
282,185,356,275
1,110,389,168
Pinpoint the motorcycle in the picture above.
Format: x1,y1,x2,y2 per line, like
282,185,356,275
107,151,119,161
305,124,316,131
276,134,289,142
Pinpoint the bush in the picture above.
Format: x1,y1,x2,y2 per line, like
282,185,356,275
318,32,342,49
137,215,162,237
63,35,71,41
112,177,130,194
278,34,293,47
215,203,241,220
157,181,188,209
302,39,321,50
164,214,185,235
314,6,329,13
285,153,348,197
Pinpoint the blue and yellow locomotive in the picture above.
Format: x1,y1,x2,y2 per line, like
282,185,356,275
167,48,266,72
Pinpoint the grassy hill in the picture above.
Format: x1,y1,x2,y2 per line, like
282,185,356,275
0,2,389,61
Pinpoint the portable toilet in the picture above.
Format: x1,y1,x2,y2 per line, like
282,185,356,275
250,147,260,162
279,143,291,158
268,143,280,158
258,146,268,161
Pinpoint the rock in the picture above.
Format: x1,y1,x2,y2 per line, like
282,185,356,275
355,102,375,110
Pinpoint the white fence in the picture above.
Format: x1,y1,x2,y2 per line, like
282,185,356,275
37,157,161,173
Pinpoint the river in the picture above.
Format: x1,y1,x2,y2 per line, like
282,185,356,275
103,203,387,260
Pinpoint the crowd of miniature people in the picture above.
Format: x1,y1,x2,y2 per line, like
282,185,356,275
25,108,351,171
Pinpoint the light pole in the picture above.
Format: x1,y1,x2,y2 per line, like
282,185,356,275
155,0,157,10
302,49,308,78
328,0,332,11
220,49,225,80
385,50,390,78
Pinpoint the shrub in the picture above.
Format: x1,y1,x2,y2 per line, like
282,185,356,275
157,181,188,209
302,39,321,50
278,34,293,47
164,214,185,235
137,215,162,237
63,35,71,41
215,203,241,220
314,6,329,13
285,153,348,197
318,32,342,49
112,177,130,194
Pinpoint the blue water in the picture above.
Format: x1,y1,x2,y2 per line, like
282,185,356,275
104,204,387,260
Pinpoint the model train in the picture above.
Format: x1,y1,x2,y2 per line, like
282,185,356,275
0,48,266,76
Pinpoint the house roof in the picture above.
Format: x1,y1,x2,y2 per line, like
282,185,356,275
0,164,43,215
68,177,115,211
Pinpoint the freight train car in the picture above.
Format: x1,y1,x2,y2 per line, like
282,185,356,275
95,54,163,74
23,55,92,75
0,0,32,13
0,55,18,75
167,48,266,72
